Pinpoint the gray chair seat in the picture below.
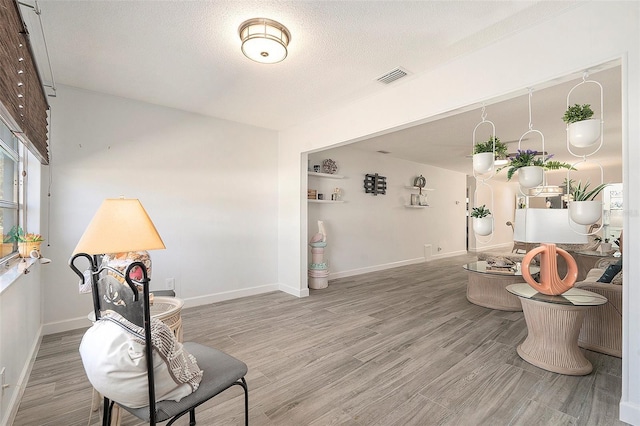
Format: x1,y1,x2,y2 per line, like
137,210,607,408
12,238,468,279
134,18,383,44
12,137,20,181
122,342,248,422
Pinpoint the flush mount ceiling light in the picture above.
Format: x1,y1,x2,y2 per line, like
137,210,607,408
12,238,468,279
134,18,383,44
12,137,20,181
238,18,291,64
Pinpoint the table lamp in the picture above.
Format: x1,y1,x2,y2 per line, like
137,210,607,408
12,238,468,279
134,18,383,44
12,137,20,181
69,198,165,320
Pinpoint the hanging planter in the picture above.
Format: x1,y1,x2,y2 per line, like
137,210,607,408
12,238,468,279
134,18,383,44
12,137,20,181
473,217,493,236
518,165,544,188
568,119,600,147
472,152,494,174
568,181,608,225
471,205,493,236
569,200,602,225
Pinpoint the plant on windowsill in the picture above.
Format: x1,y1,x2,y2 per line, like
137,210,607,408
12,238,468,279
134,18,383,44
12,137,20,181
471,205,493,236
563,103,600,147
569,181,608,226
4,226,44,258
497,149,574,188
472,136,508,174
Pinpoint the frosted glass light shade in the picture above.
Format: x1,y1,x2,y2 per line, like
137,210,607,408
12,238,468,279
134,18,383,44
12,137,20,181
73,198,165,255
239,18,291,64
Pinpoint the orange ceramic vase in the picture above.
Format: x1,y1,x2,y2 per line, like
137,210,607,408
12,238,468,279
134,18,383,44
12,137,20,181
521,243,578,295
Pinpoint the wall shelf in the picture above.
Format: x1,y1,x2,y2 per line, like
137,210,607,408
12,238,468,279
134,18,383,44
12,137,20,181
404,185,435,191
405,204,429,208
308,171,344,179
309,199,345,204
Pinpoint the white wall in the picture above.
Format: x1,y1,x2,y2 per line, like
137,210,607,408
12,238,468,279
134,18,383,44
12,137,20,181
307,146,467,278
0,263,42,425
277,3,640,423
42,85,280,332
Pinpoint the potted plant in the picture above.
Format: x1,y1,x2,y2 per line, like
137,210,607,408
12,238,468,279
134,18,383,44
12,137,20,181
569,181,608,225
497,149,573,188
563,103,600,147
5,226,44,258
471,205,493,236
594,235,615,253
472,136,508,174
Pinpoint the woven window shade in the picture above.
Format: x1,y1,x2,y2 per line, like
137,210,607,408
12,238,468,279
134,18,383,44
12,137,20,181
0,0,49,164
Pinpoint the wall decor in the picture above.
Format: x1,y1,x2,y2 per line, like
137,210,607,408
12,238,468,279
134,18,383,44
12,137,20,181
364,173,387,195
322,158,338,174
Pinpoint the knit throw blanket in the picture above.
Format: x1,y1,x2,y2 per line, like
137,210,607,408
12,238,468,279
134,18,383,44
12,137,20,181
101,310,203,392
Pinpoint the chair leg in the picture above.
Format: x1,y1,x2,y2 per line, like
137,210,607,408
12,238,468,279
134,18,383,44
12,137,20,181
241,377,249,426
189,409,196,425
102,398,111,426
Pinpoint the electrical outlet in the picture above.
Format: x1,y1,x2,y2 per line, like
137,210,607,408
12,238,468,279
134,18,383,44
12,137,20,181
166,278,175,290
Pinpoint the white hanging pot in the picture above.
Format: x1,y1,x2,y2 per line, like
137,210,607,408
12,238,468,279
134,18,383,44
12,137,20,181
473,217,493,236
472,152,494,174
568,119,601,147
518,166,544,188
569,200,602,225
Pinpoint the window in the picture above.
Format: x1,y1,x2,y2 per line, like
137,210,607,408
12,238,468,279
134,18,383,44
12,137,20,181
0,118,20,261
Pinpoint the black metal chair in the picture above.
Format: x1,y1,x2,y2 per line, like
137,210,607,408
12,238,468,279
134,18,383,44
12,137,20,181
71,256,248,426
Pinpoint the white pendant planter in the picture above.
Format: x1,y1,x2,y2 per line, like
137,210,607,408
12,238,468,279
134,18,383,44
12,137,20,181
473,152,494,174
568,119,600,147
518,166,544,189
569,200,602,225
473,217,493,236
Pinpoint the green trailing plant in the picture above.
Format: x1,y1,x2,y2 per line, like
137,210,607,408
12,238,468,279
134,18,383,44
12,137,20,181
496,149,574,181
571,181,608,201
471,205,492,218
562,103,594,124
473,136,508,158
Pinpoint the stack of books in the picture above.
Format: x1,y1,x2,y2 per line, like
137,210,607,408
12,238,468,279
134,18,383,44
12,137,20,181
307,189,317,200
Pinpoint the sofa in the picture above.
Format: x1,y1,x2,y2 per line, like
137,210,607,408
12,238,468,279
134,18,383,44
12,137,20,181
574,258,622,358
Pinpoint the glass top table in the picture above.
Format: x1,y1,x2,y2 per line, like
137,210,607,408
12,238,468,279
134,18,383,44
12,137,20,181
463,261,539,276
506,283,607,375
506,283,607,306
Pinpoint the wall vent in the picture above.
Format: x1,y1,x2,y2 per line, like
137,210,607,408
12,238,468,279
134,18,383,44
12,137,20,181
376,68,408,84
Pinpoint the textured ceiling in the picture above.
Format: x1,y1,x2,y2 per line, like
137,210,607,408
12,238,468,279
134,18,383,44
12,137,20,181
20,0,619,179
22,1,577,131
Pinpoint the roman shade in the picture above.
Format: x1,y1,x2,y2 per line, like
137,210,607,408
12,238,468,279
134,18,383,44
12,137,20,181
0,0,49,164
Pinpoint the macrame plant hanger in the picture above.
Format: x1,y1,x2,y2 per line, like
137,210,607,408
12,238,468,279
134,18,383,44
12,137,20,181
566,71,605,236
471,104,495,243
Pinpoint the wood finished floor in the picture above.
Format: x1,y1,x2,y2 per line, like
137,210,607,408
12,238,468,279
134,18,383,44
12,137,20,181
13,253,625,425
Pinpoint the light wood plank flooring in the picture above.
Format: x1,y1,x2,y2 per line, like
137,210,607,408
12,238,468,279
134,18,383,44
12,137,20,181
13,253,625,425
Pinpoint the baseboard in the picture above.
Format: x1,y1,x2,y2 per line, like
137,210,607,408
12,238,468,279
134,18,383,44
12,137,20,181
182,283,280,308
620,400,640,425
468,242,513,253
430,249,468,259
42,317,89,335
279,283,309,298
3,325,42,426
329,257,425,280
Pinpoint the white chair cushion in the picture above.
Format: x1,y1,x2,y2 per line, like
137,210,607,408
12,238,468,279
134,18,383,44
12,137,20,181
79,316,198,408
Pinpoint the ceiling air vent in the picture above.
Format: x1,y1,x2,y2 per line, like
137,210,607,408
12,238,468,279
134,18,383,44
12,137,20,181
376,68,408,85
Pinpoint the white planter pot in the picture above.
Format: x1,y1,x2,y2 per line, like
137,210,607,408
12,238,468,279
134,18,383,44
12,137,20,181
568,119,601,147
518,166,544,188
473,217,493,236
569,200,602,225
472,152,494,174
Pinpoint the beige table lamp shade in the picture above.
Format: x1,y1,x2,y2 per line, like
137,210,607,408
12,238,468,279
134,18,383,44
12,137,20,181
73,198,165,255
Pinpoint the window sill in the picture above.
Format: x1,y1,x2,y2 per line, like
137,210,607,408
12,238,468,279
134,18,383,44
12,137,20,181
0,257,38,295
